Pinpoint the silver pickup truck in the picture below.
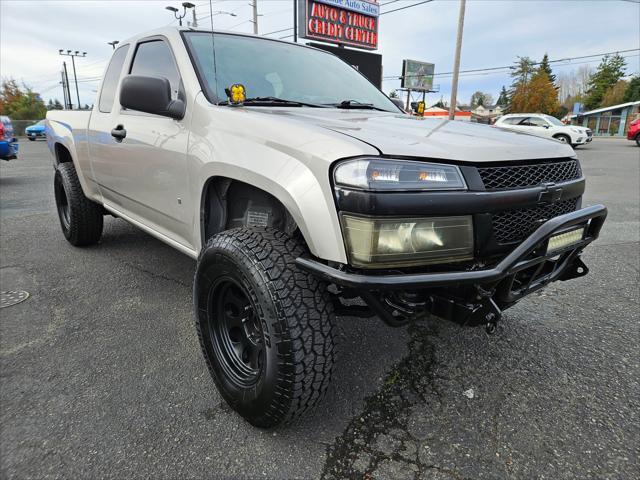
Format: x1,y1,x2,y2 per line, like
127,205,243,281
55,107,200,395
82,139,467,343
46,27,607,428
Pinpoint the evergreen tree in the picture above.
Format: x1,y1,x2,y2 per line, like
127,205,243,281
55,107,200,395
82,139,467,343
623,75,640,102
539,53,556,85
496,86,509,107
508,57,536,111
584,53,627,109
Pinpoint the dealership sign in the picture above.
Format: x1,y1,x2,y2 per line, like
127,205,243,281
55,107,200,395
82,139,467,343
298,0,379,50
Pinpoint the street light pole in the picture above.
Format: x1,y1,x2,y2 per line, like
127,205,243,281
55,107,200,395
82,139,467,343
70,54,81,109
448,0,466,121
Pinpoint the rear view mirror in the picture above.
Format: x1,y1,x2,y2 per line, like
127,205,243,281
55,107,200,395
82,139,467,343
120,75,185,119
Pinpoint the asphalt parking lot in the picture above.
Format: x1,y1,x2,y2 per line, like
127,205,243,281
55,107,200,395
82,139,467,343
1,138,638,479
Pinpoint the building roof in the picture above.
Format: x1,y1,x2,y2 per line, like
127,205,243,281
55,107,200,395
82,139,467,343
579,101,640,117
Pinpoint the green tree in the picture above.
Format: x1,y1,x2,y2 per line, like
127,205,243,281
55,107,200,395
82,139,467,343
584,53,627,109
508,57,536,111
388,90,398,99
0,79,47,119
623,75,640,102
496,86,509,107
47,98,64,110
539,53,556,85
470,91,494,108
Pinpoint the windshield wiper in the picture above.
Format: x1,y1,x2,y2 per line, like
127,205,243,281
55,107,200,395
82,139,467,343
327,100,388,112
219,97,326,108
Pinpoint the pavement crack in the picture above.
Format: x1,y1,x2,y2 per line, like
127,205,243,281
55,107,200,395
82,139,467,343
320,322,446,480
122,261,189,288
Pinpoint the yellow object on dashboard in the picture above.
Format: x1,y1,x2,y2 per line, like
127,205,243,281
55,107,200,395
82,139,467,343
228,84,246,105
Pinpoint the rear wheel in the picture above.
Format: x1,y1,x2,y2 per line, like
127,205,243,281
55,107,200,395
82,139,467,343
54,162,103,246
194,228,337,428
635,134,640,147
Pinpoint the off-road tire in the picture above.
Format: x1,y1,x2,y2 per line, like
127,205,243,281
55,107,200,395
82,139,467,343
54,162,103,246
194,227,337,428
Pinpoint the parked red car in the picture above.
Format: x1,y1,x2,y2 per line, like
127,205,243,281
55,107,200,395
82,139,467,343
627,118,640,146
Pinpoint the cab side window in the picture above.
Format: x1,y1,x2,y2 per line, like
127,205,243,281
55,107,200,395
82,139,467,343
99,45,129,113
527,117,549,128
129,40,180,100
503,117,525,125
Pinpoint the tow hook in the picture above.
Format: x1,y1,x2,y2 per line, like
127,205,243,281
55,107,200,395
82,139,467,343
485,312,498,335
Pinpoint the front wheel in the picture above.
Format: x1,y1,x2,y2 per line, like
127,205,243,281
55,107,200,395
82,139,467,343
553,134,571,145
194,228,337,428
636,134,640,147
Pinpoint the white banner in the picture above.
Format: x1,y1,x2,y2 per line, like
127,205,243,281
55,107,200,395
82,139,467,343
313,0,380,17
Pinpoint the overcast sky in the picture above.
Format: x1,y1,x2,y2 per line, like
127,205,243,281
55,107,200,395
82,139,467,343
1,0,638,108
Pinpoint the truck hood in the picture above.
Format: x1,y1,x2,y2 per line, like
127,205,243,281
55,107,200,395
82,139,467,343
253,108,574,162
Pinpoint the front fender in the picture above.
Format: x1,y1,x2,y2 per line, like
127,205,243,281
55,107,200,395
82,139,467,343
188,95,378,263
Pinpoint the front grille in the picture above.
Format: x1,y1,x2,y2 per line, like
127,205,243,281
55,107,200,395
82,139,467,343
492,198,579,244
478,159,581,190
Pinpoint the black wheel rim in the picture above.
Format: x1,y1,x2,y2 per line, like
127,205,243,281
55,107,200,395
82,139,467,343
208,277,264,387
54,175,70,230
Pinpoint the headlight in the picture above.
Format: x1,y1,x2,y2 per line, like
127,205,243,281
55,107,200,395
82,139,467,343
334,158,466,191
340,214,474,268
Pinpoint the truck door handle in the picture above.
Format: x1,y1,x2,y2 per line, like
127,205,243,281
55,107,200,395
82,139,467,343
111,125,126,141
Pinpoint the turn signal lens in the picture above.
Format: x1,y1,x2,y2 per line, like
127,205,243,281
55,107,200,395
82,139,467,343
340,214,474,268
334,158,466,191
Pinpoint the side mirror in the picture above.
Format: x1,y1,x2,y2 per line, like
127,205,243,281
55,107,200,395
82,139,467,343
120,75,185,120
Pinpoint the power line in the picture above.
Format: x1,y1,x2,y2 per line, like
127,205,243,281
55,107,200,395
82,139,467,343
381,52,640,83
381,0,434,15
263,27,293,36
383,48,640,80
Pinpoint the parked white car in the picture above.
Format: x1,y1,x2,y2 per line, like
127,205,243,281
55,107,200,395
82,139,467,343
495,114,592,147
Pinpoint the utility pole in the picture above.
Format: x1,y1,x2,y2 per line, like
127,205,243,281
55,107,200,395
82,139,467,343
252,0,258,34
60,70,69,110
448,0,466,121
62,61,72,109
59,50,86,110
293,0,297,42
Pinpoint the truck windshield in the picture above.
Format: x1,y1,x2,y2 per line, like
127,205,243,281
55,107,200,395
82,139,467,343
183,32,399,113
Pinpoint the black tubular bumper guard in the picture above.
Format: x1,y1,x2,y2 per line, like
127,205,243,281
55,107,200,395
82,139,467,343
295,204,607,291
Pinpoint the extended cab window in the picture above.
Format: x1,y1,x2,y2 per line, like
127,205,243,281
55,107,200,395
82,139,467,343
99,45,128,113
130,40,180,100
